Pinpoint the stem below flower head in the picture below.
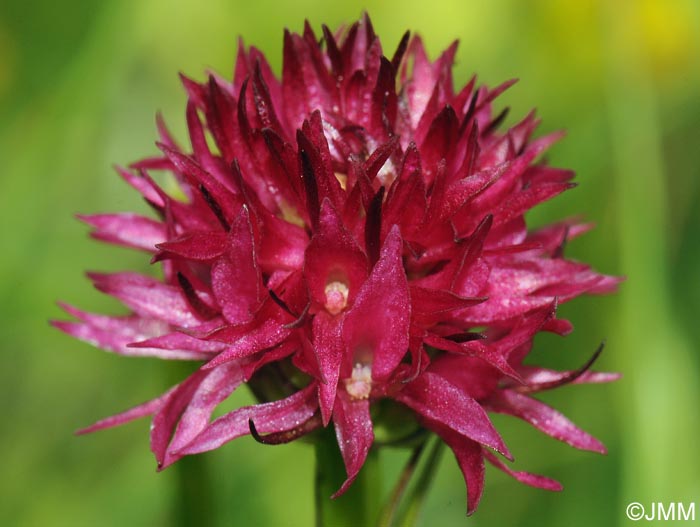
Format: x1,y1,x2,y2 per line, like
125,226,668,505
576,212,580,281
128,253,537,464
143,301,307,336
314,427,443,527
395,438,444,527
377,442,426,527
314,427,381,527
173,452,216,527
168,363,217,527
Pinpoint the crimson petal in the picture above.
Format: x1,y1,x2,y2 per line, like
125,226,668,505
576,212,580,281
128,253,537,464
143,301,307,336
483,450,562,491
396,372,512,459
53,304,209,360
77,390,172,435
87,272,200,327
176,384,317,455
432,425,485,515
211,206,263,324
312,312,344,426
343,226,410,381
204,319,291,369
331,394,374,498
78,213,165,252
485,389,606,453
160,363,245,468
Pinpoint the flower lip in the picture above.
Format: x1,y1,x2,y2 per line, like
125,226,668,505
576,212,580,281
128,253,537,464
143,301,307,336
324,280,349,315
345,363,373,400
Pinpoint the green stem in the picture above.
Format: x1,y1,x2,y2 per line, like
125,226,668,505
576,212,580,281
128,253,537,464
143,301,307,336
174,454,216,527
314,427,381,527
168,363,217,527
396,437,444,527
377,443,426,527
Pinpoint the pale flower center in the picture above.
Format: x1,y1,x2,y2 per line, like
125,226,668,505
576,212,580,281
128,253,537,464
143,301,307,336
345,363,373,400
324,280,349,315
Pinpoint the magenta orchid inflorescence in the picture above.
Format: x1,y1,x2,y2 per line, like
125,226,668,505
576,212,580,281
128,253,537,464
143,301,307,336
55,16,620,514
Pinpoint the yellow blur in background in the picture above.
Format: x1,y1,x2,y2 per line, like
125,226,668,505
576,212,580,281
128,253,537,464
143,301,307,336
0,1,698,525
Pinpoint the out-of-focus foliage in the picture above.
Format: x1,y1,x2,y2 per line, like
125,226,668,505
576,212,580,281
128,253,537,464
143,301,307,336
0,1,698,525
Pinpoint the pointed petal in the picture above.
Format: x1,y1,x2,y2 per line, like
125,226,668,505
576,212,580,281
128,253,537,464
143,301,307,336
77,390,172,434
440,168,501,220
469,299,558,347
204,319,291,368
485,390,606,453
159,144,240,221
313,312,344,426
383,143,427,237
115,165,164,206
129,330,225,354
431,425,485,515
297,119,344,217
151,369,211,467
510,342,620,393
240,340,297,381
516,366,621,390
177,384,317,455
396,371,512,459
78,213,165,252
483,450,562,491
331,394,374,498
87,272,199,327
155,231,227,261
343,227,410,381
494,183,574,227
211,207,263,324
423,334,523,382
53,304,206,360
161,363,245,467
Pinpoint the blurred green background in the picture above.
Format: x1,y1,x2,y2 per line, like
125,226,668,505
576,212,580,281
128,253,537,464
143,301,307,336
1,0,699,525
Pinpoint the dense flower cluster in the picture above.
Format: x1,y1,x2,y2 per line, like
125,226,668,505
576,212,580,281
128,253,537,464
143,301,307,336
55,16,619,513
